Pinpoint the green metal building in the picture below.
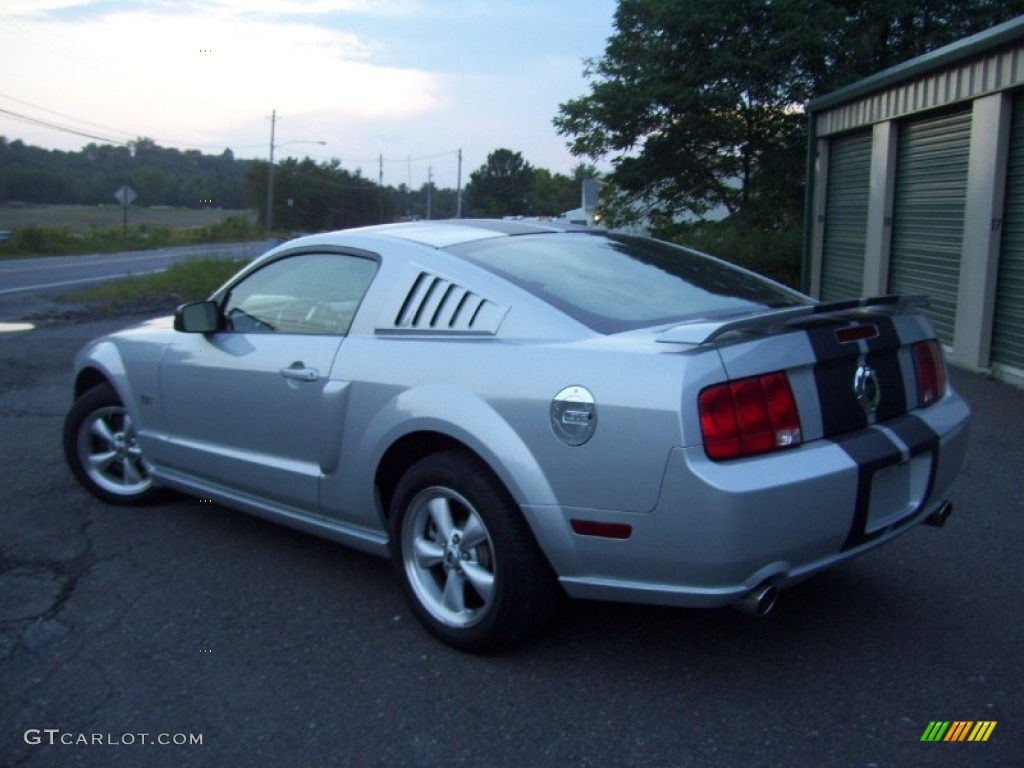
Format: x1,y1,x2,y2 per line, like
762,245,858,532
804,16,1024,385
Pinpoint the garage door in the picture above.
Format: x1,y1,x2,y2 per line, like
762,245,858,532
820,131,872,301
888,110,971,346
992,95,1024,372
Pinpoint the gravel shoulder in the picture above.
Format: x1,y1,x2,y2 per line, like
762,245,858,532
0,288,180,328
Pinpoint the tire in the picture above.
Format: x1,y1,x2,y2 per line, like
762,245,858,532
63,383,163,506
388,450,561,653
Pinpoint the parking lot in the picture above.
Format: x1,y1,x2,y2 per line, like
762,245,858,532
1,303,1021,767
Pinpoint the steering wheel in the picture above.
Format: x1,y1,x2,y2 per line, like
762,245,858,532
276,299,338,331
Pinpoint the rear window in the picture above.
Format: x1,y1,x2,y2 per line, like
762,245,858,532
447,232,810,334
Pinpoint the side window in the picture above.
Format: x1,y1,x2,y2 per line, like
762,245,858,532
222,253,377,334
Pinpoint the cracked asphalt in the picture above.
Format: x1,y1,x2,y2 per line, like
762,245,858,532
0,292,1021,767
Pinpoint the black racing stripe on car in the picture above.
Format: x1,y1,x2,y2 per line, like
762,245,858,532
834,428,899,551
807,324,867,435
808,315,909,436
887,414,941,504
888,413,940,455
835,414,943,551
861,316,908,421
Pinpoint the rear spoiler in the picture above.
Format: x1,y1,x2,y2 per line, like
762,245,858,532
657,294,930,346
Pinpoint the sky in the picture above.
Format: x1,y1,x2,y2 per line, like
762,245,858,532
0,0,618,189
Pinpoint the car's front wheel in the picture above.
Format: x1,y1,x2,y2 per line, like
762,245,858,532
389,450,560,652
63,383,162,505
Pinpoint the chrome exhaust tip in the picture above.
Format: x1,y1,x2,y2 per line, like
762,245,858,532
733,583,778,617
923,501,953,528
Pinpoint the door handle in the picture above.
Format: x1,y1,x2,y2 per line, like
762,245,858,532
280,362,320,382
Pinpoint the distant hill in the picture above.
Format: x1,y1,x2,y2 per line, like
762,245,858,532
0,136,254,209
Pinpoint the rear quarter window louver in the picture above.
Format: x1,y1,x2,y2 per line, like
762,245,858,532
377,269,508,336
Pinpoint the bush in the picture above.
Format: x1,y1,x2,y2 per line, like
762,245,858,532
198,215,261,242
0,210,260,258
66,257,250,309
0,223,199,257
10,226,50,253
656,218,803,289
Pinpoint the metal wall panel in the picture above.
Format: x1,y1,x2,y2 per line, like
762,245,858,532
993,94,1024,371
820,132,872,301
888,110,971,345
815,42,1024,137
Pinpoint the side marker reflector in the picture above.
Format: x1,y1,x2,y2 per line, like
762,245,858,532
570,520,632,539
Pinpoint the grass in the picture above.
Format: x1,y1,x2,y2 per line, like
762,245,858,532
65,257,250,312
0,204,255,231
0,205,261,259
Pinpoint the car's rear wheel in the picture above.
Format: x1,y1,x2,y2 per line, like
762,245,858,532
389,450,560,652
63,383,162,505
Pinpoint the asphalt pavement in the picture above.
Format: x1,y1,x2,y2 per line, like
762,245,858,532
0,242,267,296
0,300,1021,767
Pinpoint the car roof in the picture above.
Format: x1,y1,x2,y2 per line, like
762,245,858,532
344,218,582,249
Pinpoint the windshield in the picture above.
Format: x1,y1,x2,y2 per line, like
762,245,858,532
447,232,811,334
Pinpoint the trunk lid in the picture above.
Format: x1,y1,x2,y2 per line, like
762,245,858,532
662,296,937,443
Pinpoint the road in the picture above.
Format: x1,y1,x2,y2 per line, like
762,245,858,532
0,242,268,296
0,311,1020,767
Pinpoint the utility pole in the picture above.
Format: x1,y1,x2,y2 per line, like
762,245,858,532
406,155,412,219
265,109,276,238
378,153,384,223
456,148,463,218
263,111,324,236
426,165,433,220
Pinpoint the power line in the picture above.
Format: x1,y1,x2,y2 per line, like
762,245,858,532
0,95,465,185
0,18,258,123
0,90,137,140
278,165,381,192
0,107,129,146
0,96,247,153
0,19,111,73
342,149,461,164
387,150,460,163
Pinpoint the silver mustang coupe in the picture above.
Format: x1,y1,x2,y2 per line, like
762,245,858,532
63,219,970,651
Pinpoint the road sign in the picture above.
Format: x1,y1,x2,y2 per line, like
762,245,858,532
114,185,137,205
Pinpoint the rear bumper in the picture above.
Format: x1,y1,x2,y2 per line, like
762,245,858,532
548,393,970,608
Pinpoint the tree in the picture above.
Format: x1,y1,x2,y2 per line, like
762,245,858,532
246,157,388,233
528,168,576,216
816,0,1024,93
554,0,1024,231
464,149,536,217
428,186,459,219
0,135,256,208
134,166,173,206
555,0,813,228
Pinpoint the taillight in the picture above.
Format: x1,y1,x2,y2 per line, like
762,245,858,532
699,372,803,461
912,340,947,407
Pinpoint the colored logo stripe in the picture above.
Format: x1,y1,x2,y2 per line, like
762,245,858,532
945,721,973,741
921,721,997,742
968,722,997,742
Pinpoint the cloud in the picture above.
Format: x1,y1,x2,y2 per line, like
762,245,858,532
4,0,423,20
3,9,442,124
2,0,74,15
207,0,422,16
0,0,615,173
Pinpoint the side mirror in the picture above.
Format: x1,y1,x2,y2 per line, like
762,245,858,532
174,301,220,333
